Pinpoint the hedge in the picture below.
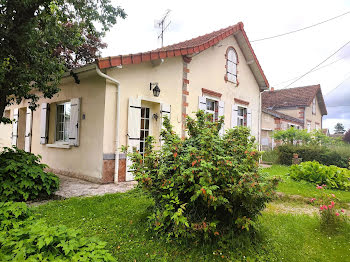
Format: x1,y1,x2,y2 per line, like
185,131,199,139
277,145,349,168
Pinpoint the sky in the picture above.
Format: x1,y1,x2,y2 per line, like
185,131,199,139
101,0,350,133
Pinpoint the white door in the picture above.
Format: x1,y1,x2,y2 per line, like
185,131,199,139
126,97,141,181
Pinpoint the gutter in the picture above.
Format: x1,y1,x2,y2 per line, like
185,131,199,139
95,65,121,184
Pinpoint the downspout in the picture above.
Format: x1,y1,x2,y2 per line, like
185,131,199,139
258,90,262,152
95,65,121,184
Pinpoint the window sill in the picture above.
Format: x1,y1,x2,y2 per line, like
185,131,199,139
46,143,71,149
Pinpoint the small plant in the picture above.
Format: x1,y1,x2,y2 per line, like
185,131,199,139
289,161,350,190
0,147,60,201
309,185,349,230
127,111,279,241
0,202,115,261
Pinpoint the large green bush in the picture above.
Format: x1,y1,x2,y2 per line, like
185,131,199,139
277,144,349,168
0,202,115,261
0,147,60,201
289,161,350,190
128,111,278,240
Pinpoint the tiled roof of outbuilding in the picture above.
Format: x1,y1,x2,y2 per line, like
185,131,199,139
262,108,304,125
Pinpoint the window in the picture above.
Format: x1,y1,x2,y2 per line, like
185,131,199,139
56,102,71,142
237,106,247,126
312,98,316,115
307,122,311,133
140,107,150,155
226,48,238,83
205,98,218,122
315,123,320,130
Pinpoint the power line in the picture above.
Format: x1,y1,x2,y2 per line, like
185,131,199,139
326,73,350,95
283,40,350,88
273,56,347,87
251,10,350,42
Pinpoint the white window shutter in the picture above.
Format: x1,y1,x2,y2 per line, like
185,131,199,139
247,108,252,129
11,108,19,146
198,96,206,111
69,98,81,146
40,103,49,144
24,107,33,152
218,101,225,136
126,97,141,181
231,104,238,127
160,103,171,146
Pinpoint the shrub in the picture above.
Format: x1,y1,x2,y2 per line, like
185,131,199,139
289,161,350,190
0,147,60,201
277,144,348,168
309,185,349,230
0,202,115,261
0,201,32,231
127,111,279,241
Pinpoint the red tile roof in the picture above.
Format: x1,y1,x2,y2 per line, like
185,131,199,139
97,22,269,88
262,85,327,115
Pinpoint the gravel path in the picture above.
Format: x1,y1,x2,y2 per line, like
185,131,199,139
54,174,137,198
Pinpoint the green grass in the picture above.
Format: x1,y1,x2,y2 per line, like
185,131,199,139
262,165,350,203
261,150,279,164
32,189,350,261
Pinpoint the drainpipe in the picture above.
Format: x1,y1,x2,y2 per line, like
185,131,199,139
95,65,121,184
258,90,262,152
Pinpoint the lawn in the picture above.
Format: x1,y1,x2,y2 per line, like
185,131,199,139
263,165,350,204
33,186,350,261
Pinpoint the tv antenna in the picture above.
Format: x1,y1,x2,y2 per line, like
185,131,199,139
154,9,171,47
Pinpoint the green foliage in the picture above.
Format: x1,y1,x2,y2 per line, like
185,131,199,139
272,127,335,146
261,150,279,164
0,202,32,231
343,129,350,144
334,122,346,134
277,144,349,168
289,161,350,190
0,202,115,261
0,0,126,121
309,186,349,231
127,111,279,241
272,127,310,144
0,147,60,201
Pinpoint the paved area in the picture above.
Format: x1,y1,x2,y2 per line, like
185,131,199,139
54,174,137,198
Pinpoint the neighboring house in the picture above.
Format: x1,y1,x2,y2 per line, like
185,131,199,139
261,85,327,149
322,128,330,136
0,22,269,183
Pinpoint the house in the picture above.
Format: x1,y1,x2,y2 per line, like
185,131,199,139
0,22,269,183
260,85,327,149
322,128,330,136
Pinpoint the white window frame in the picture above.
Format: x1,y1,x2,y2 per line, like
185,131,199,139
226,48,238,84
307,122,311,133
312,98,316,115
55,101,71,144
204,95,219,122
237,105,247,127
140,106,151,156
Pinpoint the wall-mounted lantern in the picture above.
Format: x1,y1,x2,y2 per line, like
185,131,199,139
150,82,160,97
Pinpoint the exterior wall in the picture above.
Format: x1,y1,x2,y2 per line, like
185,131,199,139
187,36,262,139
0,70,107,182
0,110,12,148
275,107,304,124
304,97,322,130
103,56,183,175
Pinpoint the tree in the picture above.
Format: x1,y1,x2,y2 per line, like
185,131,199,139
343,129,350,144
0,0,126,123
334,123,346,134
